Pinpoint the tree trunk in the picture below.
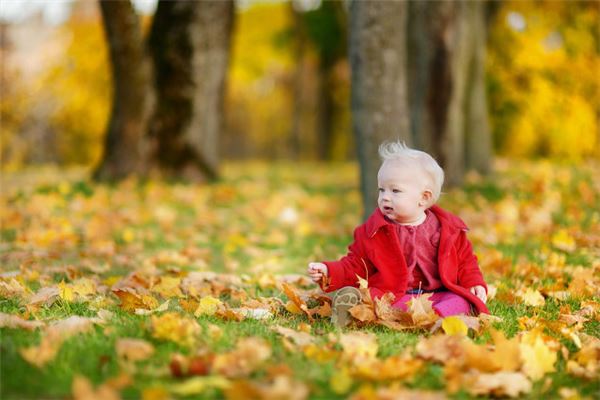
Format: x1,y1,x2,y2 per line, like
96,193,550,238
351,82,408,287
148,0,234,181
408,1,491,186
407,1,464,187
94,0,153,180
465,1,492,175
350,0,410,220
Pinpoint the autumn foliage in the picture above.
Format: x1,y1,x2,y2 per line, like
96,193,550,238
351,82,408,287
1,160,598,399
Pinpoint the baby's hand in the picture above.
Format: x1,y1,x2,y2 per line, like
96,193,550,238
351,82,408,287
307,262,328,284
470,285,487,304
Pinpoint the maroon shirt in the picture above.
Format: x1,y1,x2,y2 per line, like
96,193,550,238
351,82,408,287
394,210,442,291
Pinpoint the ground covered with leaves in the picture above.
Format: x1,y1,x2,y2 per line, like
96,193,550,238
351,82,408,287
1,160,599,399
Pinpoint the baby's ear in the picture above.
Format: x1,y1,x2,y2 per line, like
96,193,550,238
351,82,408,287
420,190,433,207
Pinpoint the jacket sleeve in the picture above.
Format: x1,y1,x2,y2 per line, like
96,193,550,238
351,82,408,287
455,230,487,291
321,225,377,292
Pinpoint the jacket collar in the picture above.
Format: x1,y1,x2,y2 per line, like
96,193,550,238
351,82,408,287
365,204,468,237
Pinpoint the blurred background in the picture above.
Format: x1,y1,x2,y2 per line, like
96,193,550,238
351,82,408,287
0,0,598,178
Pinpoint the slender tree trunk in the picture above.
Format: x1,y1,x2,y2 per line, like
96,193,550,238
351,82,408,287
465,1,492,175
350,0,410,219
148,0,234,181
94,0,153,180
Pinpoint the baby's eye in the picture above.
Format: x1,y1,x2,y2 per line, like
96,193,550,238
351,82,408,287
378,188,384,192
392,189,401,193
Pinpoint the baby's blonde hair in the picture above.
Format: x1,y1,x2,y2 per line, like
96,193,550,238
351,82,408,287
378,141,444,203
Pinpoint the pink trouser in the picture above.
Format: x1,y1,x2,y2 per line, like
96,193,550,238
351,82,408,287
393,291,472,317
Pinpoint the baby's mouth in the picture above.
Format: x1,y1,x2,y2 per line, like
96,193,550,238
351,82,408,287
383,206,393,212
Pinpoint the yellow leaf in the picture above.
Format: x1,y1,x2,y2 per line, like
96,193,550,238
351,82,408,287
151,312,201,347
551,229,576,252
442,316,469,336
330,367,352,394
356,274,368,289
59,281,74,302
519,331,557,380
518,288,546,307
194,296,222,317
169,376,230,396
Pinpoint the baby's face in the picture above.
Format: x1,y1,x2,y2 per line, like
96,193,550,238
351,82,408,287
377,160,430,224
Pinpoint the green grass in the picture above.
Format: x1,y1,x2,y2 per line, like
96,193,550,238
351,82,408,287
1,160,599,399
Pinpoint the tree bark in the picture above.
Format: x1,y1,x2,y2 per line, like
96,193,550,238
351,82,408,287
94,0,153,180
465,1,492,175
147,0,234,182
408,1,491,186
350,0,410,220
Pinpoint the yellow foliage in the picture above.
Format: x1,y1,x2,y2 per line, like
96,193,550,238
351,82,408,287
488,1,600,159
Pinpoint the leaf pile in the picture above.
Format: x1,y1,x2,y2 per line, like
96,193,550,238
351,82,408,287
1,161,599,399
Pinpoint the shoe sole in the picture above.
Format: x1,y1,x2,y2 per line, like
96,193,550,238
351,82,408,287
332,287,362,327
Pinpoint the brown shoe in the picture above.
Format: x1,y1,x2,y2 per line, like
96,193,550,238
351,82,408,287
331,287,362,327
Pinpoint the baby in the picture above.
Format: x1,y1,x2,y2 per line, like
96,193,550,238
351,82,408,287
308,141,488,327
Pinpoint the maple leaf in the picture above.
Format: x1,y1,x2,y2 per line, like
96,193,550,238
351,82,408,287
466,371,532,398
194,296,223,317
150,312,201,348
518,288,546,307
115,338,155,362
72,375,121,400
28,286,60,308
272,325,315,348
0,312,44,330
280,282,312,321
442,316,469,336
113,288,159,312
519,331,557,380
212,337,272,378
348,304,376,323
169,376,231,396
339,332,378,364
330,367,352,395
151,276,183,298
408,293,439,327
416,334,468,364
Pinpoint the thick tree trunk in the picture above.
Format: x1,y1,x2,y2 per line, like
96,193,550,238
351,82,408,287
465,1,492,175
94,0,153,180
408,1,463,187
148,0,234,181
350,0,410,219
408,1,491,186
316,67,336,160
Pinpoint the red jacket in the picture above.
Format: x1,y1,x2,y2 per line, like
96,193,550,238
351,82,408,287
323,205,489,314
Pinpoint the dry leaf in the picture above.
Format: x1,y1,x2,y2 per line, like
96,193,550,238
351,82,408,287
116,338,155,362
0,312,44,330
442,316,469,336
213,337,272,378
466,371,532,398
272,325,315,348
519,331,557,380
151,312,201,348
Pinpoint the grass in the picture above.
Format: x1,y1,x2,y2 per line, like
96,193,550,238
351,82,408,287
1,160,599,399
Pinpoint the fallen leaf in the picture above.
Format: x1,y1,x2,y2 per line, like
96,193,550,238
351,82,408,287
151,312,201,347
442,316,469,336
0,312,44,330
194,296,223,317
116,338,155,362
519,331,557,380
466,371,532,398
213,337,272,378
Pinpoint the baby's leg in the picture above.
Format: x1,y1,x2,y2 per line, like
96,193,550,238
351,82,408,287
392,294,415,311
430,291,472,317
